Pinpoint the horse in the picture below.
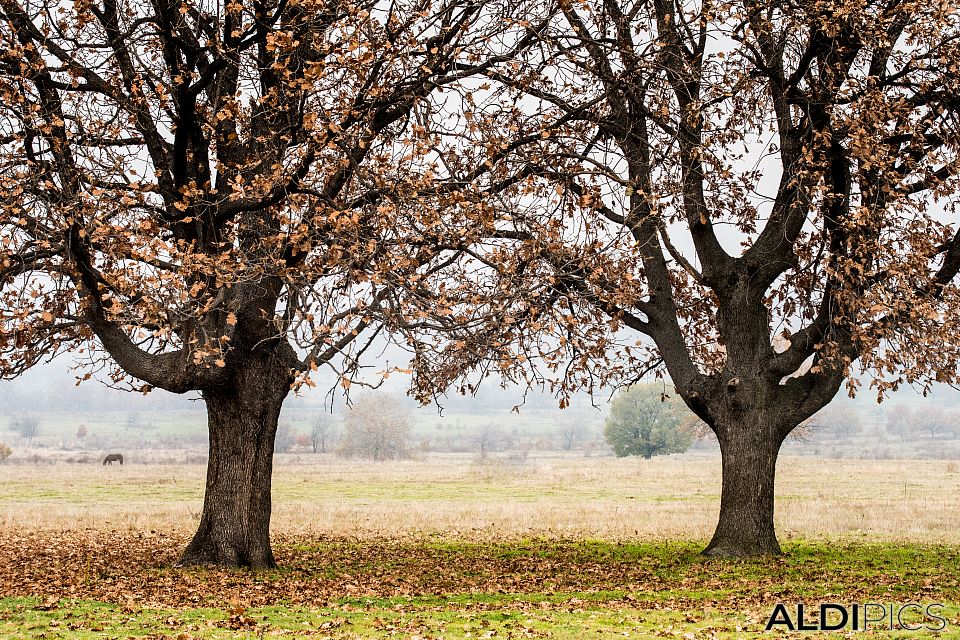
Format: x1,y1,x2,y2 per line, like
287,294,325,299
102,453,124,466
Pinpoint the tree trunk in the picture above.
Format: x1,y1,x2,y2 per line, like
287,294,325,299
179,355,291,569
702,418,784,557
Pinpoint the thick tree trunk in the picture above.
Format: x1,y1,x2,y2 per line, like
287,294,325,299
179,355,291,569
702,419,784,557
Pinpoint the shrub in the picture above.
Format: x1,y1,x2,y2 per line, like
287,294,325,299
604,384,696,458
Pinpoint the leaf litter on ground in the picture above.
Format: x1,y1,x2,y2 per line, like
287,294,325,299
0,530,958,638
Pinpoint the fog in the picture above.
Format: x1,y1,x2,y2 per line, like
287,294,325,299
2,355,959,462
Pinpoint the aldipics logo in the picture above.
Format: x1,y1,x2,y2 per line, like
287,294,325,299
764,603,947,632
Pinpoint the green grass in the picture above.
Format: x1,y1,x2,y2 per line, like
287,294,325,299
0,473,624,505
272,478,621,502
2,539,959,638
0,474,203,503
4,410,209,439
2,592,956,638
0,596,720,639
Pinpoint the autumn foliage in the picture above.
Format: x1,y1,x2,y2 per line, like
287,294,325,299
2,0,960,563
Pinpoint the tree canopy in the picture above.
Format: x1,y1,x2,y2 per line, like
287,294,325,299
0,0,547,391
414,0,960,405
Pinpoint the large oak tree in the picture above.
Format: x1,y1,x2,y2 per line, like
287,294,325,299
410,0,960,556
0,0,541,568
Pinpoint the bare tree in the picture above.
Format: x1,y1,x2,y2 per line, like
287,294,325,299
473,422,503,459
11,414,39,444
309,414,335,454
337,393,411,461
913,405,958,440
560,420,579,452
274,422,295,454
807,403,863,440
886,404,915,442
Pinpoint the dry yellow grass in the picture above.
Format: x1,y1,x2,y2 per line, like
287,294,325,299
0,453,958,544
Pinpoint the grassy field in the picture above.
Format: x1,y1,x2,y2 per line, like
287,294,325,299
0,454,959,637
2,454,958,542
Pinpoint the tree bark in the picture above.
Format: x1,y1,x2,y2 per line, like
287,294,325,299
179,354,292,569
702,417,784,557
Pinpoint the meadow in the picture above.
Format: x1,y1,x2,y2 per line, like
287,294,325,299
1,454,959,638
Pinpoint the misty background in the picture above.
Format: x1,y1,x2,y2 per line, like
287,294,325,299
2,355,960,463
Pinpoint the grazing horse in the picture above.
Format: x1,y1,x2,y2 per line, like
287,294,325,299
102,453,124,466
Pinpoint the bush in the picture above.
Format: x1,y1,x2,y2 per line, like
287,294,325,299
11,414,39,442
604,384,695,458
0,443,11,461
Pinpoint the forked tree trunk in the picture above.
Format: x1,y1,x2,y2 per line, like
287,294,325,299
702,417,785,557
179,355,291,569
